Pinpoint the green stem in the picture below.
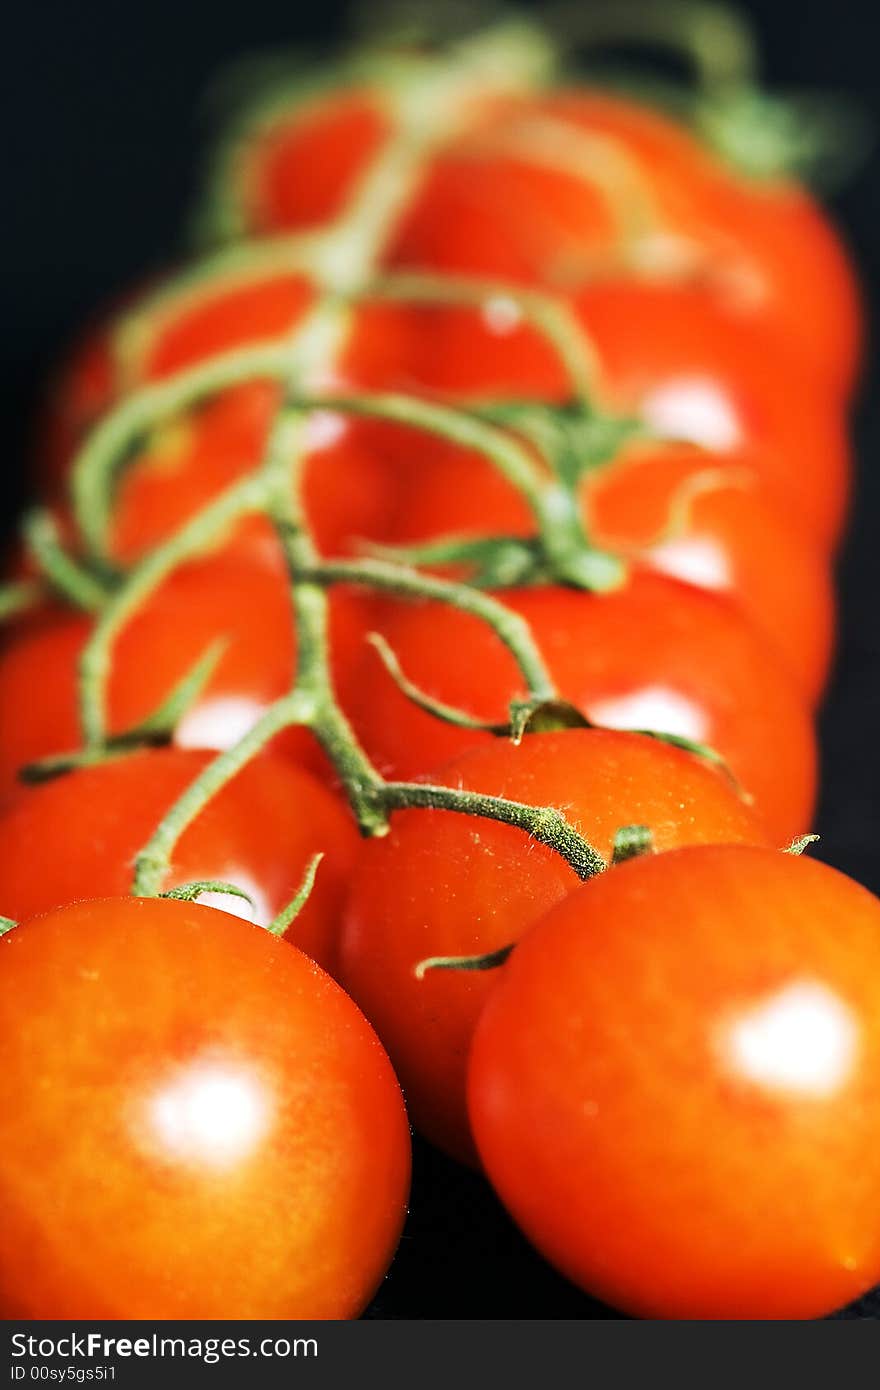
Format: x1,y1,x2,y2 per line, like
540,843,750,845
288,391,624,588
130,425,602,896
23,510,108,612
132,690,315,896
122,32,615,904
305,556,556,701
266,852,324,938
161,880,257,909
77,471,269,748
383,780,606,879
71,340,295,559
363,270,599,401
545,0,757,91
0,579,45,623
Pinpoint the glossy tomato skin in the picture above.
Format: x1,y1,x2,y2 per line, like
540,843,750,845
241,92,392,234
0,747,359,974
469,845,880,1319
388,437,835,704
339,728,770,1163
345,571,817,844
389,90,861,396
0,559,373,800
389,288,849,552
572,279,851,549
0,897,410,1318
38,276,417,560
232,85,860,392
106,388,419,566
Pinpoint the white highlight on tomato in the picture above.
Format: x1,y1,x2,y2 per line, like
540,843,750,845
587,687,708,744
641,378,742,452
723,981,858,1098
305,410,347,452
482,296,522,335
649,537,732,592
147,1060,270,1167
194,873,271,928
175,697,267,752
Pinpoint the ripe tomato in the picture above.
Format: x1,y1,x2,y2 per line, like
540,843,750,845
387,436,835,703
105,388,421,566
0,747,359,974
37,276,419,559
469,845,880,1319
345,570,817,843
339,728,770,1163
573,279,851,549
229,84,860,391
0,558,372,799
389,90,861,395
238,91,392,235
390,288,850,551
0,896,410,1318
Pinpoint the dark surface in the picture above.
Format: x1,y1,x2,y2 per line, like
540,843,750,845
3,0,880,1319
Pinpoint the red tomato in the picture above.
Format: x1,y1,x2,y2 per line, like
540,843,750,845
573,279,851,549
0,747,359,974
37,268,425,557
0,896,410,1318
389,288,850,551
387,437,835,703
469,845,880,1319
0,558,372,800
230,85,861,391
241,92,392,234
344,571,817,843
389,90,861,395
340,728,770,1163
106,387,421,565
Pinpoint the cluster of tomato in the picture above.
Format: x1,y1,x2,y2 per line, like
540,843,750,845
2,12,880,1323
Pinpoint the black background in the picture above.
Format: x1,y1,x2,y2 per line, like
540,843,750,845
3,0,880,1319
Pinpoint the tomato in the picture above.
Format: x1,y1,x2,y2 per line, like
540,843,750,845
345,570,816,843
33,288,413,567
0,746,359,974
241,91,392,235
37,277,417,560
229,84,860,391
0,557,372,800
387,436,835,703
572,279,851,549
389,90,861,395
389,287,849,551
38,261,846,573
339,728,770,1163
106,389,422,566
0,896,410,1318
468,844,880,1319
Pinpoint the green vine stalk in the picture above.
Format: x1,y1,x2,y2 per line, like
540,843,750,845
3,9,791,930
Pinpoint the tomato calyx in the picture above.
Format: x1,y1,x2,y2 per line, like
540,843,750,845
610,823,654,863
783,833,820,856
476,401,640,489
366,631,594,744
691,86,869,191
